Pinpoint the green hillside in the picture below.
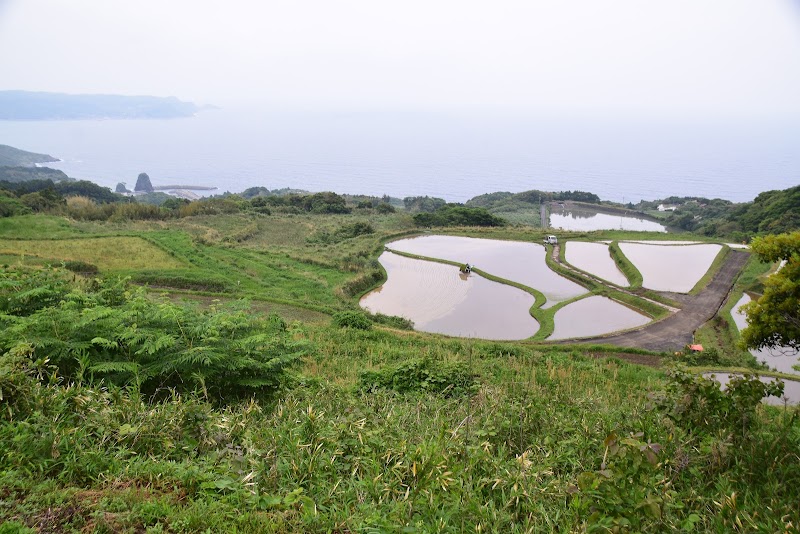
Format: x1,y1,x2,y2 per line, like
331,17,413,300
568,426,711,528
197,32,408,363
0,187,797,532
0,143,58,166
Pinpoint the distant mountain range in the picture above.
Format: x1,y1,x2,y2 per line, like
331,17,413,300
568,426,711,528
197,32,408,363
0,90,209,120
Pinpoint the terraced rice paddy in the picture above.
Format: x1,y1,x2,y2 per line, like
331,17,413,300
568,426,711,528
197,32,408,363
388,235,587,307
549,208,667,232
547,295,651,340
618,242,722,293
564,241,628,286
360,252,539,340
369,236,727,341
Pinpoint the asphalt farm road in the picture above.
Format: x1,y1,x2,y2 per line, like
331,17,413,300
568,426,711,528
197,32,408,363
575,250,749,352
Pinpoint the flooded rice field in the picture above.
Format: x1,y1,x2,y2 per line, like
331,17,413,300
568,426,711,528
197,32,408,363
624,240,701,245
549,207,667,232
548,296,651,340
360,252,539,340
732,294,799,375
388,235,587,307
703,372,800,406
618,242,722,293
564,241,629,286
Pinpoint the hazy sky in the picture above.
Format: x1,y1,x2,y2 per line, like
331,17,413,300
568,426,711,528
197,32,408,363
2,0,800,118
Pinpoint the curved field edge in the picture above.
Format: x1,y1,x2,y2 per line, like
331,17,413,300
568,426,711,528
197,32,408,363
544,244,668,321
385,246,666,342
558,240,628,289
382,247,550,336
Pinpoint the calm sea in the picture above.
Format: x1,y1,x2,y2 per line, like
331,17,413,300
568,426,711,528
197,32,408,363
1,109,798,203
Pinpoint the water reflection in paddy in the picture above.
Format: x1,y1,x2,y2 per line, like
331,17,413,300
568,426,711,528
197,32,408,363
732,294,799,375
389,235,587,307
548,296,650,340
550,208,666,232
564,241,628,286
703,372,800,406
618,242,722,293
360,252,539,340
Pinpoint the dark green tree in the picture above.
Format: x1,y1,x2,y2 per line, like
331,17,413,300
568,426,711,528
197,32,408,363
741,231,800,351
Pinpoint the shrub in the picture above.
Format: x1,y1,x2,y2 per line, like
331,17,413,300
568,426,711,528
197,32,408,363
339,270,383,297
413,204,506,227
368,312,413,330
577,432,674,532
332,311,372,330
654,366,784,439
63,260,99,274
358,358,478,397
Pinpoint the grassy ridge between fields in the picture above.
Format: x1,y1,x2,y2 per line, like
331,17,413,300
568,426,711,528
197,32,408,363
608,240,643,289
543,244,669,321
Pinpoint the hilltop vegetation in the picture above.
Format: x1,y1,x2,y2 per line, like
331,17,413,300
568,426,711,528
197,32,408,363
636,185,800,239
0,166,72,184
0,144,58,166
463,190,601,227
0,172,798,530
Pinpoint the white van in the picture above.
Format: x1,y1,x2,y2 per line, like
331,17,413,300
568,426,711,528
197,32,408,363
543,235,558,245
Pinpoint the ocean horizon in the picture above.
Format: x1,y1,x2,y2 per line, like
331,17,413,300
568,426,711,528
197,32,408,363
2,109,799,203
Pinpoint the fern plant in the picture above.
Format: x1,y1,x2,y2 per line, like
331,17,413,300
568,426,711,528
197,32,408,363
0,268,309,400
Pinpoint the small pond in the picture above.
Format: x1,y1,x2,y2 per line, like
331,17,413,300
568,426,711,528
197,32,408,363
549,207,667,232
732,294,799,375
702,372,800,406
360,252,539,340
618,242,722,293
388,235,587,307
564,241,628,286
548,295,651,340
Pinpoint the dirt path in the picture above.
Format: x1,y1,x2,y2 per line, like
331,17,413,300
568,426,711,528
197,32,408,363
574,250,749,352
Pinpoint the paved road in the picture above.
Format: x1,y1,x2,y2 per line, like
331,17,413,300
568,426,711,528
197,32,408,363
574,250,749,352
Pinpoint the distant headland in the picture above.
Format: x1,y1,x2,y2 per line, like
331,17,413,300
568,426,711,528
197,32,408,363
0,90,213,120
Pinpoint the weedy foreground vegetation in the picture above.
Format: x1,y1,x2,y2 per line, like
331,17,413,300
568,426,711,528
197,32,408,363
0,196,798,533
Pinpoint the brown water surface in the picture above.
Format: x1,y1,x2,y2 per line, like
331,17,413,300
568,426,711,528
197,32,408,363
389,235,587,307
618,242,722,293
564,241,628,286
360,252,539,340
548,295,651,340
